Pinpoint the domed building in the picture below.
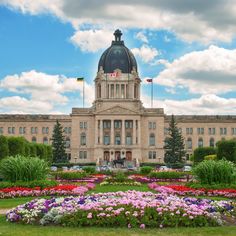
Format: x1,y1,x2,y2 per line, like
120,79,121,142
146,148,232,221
0,29,236,165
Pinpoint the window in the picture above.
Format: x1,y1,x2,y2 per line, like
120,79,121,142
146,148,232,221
8,127,15,134
148,151,156,159
208,128,216,135
80,122,83,129
126,133,132,145
114,120,121,129
104,134,110,145
116,84,119,98
32,137,37,143
31,127,37,134
43,137,48,145
80,122,87,129
149,133,155,146
209,138,215,147
19,127,26,134
79,151,87,159
115,133,121,145
148,122,156,129
220,128,227,135
232,128,236,135
164,128,169,135
65,137,70,148
197,128,204,135
186,138,192,149
178,128,182,133
97,84,101,98
0,127,3,134
125,120,133,129
80,133,86,146
198,138,203,147
103,120,111,129
186,128,193,135
111,84,114,98
42,127,49,134
121,84,125,98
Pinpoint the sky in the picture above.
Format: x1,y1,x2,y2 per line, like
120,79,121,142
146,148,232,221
0,0,236,115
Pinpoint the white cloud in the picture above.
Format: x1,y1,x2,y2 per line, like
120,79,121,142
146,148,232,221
141,93,236,115
70,29,113,52
1,0,236,45
154,45,236,95
0,70,94,113
135,31,148,43
131,45,158,63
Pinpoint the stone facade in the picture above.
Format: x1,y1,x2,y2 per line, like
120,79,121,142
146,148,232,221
1,30,236,164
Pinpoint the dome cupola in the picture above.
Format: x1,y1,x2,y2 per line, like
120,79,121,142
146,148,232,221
98,29,137,73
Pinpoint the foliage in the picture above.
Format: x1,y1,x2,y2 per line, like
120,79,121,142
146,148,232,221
193,147,216,164
8,137,26,156
140,166,153,175
100,181,141,186
0,135,9,160
204,154,217,161
186,182,236,190
113,171,127,182
0,155,49,182
0,180,58,189
166,162,184,169
51,162,96,168
193,160,236,185
82,166,96,174
217,139,236,163
149,171,185,179
140,163,164,167
51,120,67,163
56,171,89,180
164,115,186,165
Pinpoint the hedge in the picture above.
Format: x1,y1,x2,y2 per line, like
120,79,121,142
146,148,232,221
0,135,9,160
193,147,216,164
51,162,96,168
149,171,185,179
217,139,236,163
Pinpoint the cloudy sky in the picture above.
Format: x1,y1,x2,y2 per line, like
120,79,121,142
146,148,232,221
0,0,236,115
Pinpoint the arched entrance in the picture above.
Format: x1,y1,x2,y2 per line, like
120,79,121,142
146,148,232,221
126,151,132,161
115,151,121,160
104,151,110,162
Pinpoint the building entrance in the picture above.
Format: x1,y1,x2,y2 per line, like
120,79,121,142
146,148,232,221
126,151,132,161
104,151,110,161
115,151,121,160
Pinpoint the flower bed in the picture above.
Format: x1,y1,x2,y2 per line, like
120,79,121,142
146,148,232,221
0,183,95,199
148,183,236,198
6,191,235,228
100,181,141,186
57,174,106,184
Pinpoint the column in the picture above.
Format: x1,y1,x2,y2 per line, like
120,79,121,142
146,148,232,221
138,119,141,145
95,119,98,144
100,119,103,145
132,119,136,145
111,119,114,145
122,119,125,145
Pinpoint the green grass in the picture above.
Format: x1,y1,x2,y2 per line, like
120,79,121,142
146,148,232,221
0,216,236,236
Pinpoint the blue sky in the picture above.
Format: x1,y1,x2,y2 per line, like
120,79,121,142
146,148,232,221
0,0,236,115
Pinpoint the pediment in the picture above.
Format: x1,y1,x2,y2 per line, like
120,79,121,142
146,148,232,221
97,105,139,115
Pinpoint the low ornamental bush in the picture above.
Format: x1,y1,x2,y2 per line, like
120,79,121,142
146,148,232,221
0,155,49,182
193,160,236,185
56,171,89,180
204,154,217,161
140,166,153,175
149,171,185,179
83,166,96,174
0,180,58,190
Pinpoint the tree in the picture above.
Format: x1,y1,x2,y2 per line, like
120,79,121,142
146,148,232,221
51,120,67,163
0,135,9,160
164,115,186,167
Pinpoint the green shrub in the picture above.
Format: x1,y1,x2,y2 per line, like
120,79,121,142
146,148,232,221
140,166,153,175
166,162,184,169
83,166,96,174
56,171,88,180
217,139,236,163
140,163,164,167
193,147,216,164
0,135,9,160
193,160,236,185
8,137,26,156
204,154,217,161
186,182,236,190
113,171,127,182
51,162,96,168
149,171,185,179
0,155,49,182
28,143,37,157
0,180,58,189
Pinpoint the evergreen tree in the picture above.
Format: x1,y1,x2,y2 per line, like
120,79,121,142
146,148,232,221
51,120,67,163
164,115,186,167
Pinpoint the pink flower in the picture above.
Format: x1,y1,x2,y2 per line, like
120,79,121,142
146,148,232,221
128,223,131,228
87,212,92,219
140,224,145,229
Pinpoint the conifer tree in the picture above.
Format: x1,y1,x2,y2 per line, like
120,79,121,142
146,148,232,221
164,115,186,167
51,120,67,163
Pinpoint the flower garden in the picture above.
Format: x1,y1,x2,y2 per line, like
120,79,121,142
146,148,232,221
0,156,236,235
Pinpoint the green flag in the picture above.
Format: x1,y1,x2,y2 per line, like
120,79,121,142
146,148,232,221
77,77,84,82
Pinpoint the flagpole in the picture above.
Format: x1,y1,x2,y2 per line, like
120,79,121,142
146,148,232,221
83,79,85,108
151,79,153,108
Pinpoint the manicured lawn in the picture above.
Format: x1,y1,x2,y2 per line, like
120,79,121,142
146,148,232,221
0,216,236,236
0,197,37,209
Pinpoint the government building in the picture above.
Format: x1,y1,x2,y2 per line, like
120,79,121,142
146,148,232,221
0,30,236,164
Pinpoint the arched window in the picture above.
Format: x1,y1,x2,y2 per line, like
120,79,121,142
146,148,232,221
149,133,155,146
97,84,101,98
65,137,70,148
186,137,192,149
198,137,203,147
43,137,48,145
80,133,86,146
32,136,37,143
209,137,215,147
